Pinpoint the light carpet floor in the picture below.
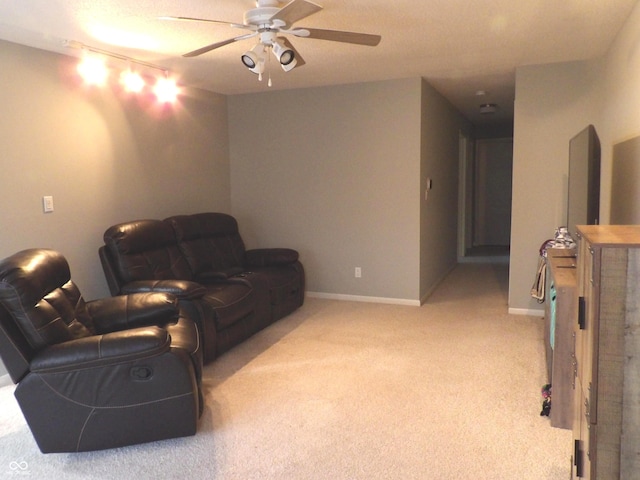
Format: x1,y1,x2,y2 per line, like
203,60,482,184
0,262,571,479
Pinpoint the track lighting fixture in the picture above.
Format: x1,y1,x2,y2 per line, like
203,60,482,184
65,40,180,104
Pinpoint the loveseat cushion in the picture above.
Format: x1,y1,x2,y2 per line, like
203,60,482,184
202,283,255,331
120,279,206,300
166,213,246,276
103,219,193,283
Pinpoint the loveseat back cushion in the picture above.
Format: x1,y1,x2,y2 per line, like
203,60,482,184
0,249,95,351
103,219,193,283
167,213,246,277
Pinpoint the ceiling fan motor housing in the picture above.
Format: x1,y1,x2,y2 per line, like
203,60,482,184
244,7,286,29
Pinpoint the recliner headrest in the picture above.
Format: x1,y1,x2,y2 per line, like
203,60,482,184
0,249,71,306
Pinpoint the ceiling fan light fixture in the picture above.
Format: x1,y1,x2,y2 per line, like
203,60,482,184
272,39,295,66
241,51,257,69
280,57,297,72
241,44,265,70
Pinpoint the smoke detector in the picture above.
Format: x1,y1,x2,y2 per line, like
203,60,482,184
479,103,498,114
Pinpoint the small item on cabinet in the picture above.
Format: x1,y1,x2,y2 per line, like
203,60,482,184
531,239,553,302
531,230,576,303
540,384,552,416
553,226,576,249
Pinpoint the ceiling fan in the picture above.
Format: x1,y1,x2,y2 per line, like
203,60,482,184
161,0,381,79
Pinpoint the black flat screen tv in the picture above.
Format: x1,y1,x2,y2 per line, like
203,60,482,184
566,125,601,240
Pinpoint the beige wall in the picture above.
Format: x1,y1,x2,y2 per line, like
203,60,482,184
228,77,469,304
420,79,472,301
599,0,640,214
510,0,640,313
510,59,602,313
0,41,230,304
228,78,423,302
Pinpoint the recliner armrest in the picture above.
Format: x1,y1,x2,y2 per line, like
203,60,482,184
86,292,179,334
244,248,299,267
30,326,170,373
121,280,206,299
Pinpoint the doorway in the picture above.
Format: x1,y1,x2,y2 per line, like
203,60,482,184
473,138,513,248
459,136,513,259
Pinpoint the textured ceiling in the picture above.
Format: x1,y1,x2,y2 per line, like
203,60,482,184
0,0,637,127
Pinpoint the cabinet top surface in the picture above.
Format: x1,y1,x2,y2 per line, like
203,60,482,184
546,249,577,287
577,225,640,246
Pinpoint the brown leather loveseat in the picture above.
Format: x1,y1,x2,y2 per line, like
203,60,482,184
99,212,305,363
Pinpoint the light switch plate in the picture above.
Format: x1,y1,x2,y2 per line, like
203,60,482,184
43,196,54,213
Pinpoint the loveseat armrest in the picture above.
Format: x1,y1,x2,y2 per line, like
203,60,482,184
30,326,170,373
86,292,179,334
244,248,299,267
121,280,206,300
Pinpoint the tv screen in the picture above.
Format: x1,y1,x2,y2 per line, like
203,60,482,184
566,125,600,240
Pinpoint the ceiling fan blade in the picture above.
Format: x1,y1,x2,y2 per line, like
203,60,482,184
270,0,322,27
291,28,381,46
280,37,306,68
158,16,255,31
183,33,257,57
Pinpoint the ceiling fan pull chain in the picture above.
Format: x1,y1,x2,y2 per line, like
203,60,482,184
267,46,273,87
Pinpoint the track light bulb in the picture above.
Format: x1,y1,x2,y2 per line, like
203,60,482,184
121,69,145,93
154,76,179,103
77,56,109,85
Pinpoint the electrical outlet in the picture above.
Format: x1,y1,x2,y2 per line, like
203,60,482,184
355,267,362,278
43,196,54,213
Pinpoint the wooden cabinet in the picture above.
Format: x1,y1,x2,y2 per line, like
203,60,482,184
571,225,640,479
544,248,577,429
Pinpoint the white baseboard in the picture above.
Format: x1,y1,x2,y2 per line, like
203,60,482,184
0,374,12,388
508,307,544,317
420,263,458,305
306,291,421,307
458,255,509,264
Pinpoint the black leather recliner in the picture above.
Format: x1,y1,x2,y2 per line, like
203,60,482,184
0,248,203,453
